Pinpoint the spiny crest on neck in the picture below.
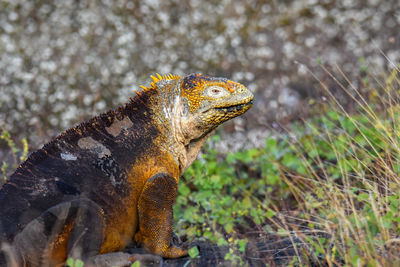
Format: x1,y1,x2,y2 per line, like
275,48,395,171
129,73,181,105
139,73,181,91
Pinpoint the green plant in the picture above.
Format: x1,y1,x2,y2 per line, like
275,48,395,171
174,67,400,265
66,258,84,267
0,128,29,183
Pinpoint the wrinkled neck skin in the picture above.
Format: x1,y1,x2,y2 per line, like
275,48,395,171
153,81,215,174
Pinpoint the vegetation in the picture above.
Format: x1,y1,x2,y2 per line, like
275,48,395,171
174,67,400,266
0,128,28,183
1,67,399,266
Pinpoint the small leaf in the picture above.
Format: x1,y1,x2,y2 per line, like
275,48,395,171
266,209,276,218
217,237,228,246
226,152,235,164
188,246,200,258
224,222,234,233
66,258,74,267
238,239,247,252
75,259,84,267
357,193,369,202
178,184,191,196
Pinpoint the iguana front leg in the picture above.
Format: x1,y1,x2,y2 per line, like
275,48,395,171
135,173,189,258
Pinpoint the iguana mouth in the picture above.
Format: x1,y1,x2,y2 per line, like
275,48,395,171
214,99,254,112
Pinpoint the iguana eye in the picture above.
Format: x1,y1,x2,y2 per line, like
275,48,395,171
204,86,229,98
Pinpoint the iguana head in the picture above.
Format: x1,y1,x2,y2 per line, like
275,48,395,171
142,73,253,171
178,73,254,138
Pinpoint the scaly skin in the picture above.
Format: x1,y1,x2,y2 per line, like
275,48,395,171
0,73,253,266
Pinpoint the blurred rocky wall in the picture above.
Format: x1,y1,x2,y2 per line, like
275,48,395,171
0,0,399,149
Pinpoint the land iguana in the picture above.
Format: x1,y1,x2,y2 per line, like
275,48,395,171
0,73,253,266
